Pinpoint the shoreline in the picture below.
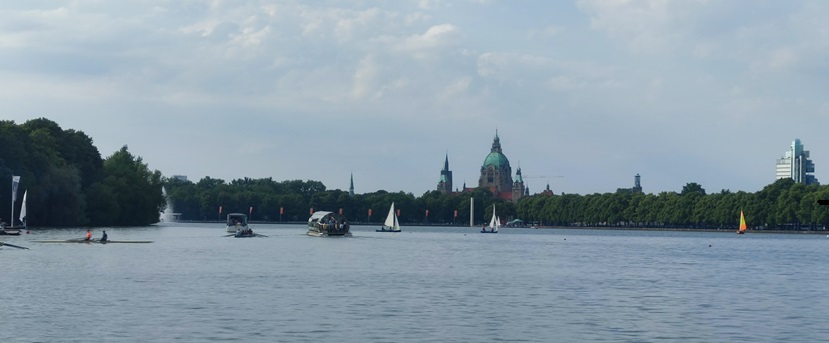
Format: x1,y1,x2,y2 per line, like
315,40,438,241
168,220,828,234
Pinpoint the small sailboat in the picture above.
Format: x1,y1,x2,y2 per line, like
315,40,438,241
737,210,747,234
481,205,498,233
1,177,24,235
376,202,401,232
19,190,27,229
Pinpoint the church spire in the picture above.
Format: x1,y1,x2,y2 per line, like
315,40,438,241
444,152,449,171
491,129,502,153
349,173,354,197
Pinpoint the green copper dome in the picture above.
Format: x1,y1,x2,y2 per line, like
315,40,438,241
483,152,510,169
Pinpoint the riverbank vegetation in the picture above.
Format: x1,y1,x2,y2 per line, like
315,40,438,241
165,177,829,230
4,118,829,230
0,118,164,226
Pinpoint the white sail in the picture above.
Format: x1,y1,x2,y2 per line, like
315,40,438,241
393,212,400,231
19,190,27,223
489,205,497,230
384,202,400,231
496,216,501,232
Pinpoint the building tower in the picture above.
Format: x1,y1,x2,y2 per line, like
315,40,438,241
437,153,453,194
541,182,554,196
775,139,818,185
632,173,643,193
478,131,513,196
349,173,355,196
512,167,526,202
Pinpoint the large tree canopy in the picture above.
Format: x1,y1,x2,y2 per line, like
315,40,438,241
0,118,163,227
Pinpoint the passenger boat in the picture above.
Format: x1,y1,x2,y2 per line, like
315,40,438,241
376,202,401,232
225,213,249,233
307,211,351,237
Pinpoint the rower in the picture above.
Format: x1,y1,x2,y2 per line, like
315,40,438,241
84,229,92,241
101,230,108,242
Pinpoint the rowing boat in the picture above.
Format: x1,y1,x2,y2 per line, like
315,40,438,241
33,239,153,244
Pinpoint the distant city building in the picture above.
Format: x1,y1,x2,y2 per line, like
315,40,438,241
618,173,643,194
437,154,453,194
172,175,188,182
632,173,643,193
540,182,555,196
512,167,526,201
775,139,818,185
478,131,523,202
437,131,525,202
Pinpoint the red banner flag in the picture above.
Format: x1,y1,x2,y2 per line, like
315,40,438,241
368,209,372,216
249,206,253,214
219,206,223,214
280,207,284,215
310,208,314,215
425,210,429,217
339,208,343,215
397,209,401,217
454,210,458,218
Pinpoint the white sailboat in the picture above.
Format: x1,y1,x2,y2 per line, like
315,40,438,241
377,202,401,232
2,176,23,235
481,205,498,233
19,190,27,228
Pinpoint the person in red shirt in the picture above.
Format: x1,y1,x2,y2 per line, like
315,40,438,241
84,229,92,241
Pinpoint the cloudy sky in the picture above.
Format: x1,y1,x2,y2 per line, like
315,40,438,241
3,0,829,196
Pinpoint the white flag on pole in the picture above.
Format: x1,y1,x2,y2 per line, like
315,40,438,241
11,175,20,199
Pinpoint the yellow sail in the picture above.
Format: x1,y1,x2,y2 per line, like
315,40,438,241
738,210,747,233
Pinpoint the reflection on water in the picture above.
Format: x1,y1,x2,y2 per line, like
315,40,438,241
3,224,829,342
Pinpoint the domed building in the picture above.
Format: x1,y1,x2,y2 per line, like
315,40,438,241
479,132,524,202
436,131,525,202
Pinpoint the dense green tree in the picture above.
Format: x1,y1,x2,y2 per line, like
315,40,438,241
101,146,165,226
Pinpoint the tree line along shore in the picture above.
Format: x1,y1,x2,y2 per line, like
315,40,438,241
3,118,828,230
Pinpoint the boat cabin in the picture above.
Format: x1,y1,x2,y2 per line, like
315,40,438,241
226,213,248,226
307,211,351,236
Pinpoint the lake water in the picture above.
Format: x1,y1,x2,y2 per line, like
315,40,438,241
2,223,829,342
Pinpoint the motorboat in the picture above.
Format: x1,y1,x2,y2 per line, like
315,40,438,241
307,211,351,237
225,213,249,233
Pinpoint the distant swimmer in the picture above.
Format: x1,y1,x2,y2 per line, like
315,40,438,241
84,229,92,241
101,230,108,242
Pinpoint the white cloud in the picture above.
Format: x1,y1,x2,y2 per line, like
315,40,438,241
352,55,380,99
4,0,829,196
396,23,459,57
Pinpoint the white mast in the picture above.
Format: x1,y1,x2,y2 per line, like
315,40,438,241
469,197,474,227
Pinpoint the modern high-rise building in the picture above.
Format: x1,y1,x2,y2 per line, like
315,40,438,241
775,139,818,185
